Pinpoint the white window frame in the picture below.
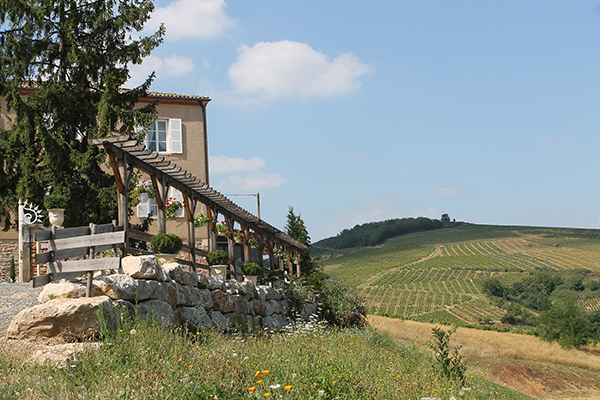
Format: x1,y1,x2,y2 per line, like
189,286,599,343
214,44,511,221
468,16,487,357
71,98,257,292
137,187,185,219
143,118,183,155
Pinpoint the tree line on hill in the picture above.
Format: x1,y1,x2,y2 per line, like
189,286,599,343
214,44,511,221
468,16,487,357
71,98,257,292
482,270,600,348
314,214,459,250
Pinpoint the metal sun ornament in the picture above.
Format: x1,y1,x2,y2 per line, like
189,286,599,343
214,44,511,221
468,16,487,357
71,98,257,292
19,199,44,225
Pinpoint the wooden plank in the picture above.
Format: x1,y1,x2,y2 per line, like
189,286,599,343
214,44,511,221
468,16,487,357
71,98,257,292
48,257,121,274
33,274,51,288
95,242,124,253
36,230,52,241
89,135,130,145
49,231,125,251
35,246,89,264
53,226,90,239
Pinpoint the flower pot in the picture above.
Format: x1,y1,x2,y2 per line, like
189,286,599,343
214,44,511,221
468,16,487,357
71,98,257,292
244,275,258,285
210,265,229,281
47,208,65,227
138,192,149,203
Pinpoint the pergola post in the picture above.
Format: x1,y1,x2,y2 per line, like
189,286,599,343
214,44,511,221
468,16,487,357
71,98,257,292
117,154,129,255
184,190,197,271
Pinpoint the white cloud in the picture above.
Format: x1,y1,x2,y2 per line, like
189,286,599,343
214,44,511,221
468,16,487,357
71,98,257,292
434,187,463,197
127,55,194,87
210,155,286,191
146,0,236,40
215,172,287,191
227,40,372,101
209,155,266,174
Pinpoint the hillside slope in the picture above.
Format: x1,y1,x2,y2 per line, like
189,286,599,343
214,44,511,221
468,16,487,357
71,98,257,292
317,224,600,327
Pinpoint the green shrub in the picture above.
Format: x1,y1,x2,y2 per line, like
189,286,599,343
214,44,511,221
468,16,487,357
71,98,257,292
207,250,229,266
9,255,15,282
240,262,262,276
426,326,466,384
44,193,68,209
150,233,183,254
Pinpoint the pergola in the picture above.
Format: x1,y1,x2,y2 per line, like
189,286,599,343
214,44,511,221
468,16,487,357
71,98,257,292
90,136,306,276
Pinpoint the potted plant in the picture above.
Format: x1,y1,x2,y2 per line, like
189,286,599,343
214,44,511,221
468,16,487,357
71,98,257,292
165,197,184,220
194,214,212,228
150,233,183,256
207,250,229,280
131,181,155,204
240,262,262,285
267,269,285,288
44,193,68,227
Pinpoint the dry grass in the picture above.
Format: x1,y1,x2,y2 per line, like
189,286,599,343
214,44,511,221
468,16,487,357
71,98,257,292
369,316,600,371
370,315,600,400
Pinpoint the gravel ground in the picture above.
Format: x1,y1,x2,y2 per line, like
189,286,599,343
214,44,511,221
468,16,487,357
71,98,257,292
0,282,42,335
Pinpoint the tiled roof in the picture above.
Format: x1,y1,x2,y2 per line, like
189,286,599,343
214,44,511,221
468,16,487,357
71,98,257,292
145,91,210,101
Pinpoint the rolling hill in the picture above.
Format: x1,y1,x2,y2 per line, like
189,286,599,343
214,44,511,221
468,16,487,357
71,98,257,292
314,224,600,328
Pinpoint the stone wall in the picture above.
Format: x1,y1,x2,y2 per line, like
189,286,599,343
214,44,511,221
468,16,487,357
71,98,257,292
7,255,314,339
0,239,18,282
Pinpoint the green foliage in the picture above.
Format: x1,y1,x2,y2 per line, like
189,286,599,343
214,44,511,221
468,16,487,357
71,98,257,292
240,262,262,276
426,326,467,384
482,277,506,298
314,277,368,328
43,193,68,209
150,233,182,255
193,214,212,228
284,206,317,275
9,255,15,282
207,250,229,266
0,0,164,230
538,301,597,348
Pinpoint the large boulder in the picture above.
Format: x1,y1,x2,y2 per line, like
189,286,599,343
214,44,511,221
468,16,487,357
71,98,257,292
162,263,198,287
211,290,234,313
30,343,101,367
94,274,137,301
176,306,212,332
204,275,222,290
121,256,169,282
37,279,101,304
136,299,177,327
7,296,118,340
210,311,228,331
135,279,175,305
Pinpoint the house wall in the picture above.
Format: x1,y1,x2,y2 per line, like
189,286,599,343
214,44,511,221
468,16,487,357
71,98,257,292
0,93,212,248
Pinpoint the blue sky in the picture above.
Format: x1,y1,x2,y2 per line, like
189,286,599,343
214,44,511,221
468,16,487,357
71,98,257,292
129,1,600,241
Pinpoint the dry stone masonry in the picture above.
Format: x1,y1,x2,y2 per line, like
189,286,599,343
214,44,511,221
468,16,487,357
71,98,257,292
7,255,302,340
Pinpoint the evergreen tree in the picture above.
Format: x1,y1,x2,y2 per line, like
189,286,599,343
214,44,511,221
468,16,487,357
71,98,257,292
0,0,164,229
284,206,316,275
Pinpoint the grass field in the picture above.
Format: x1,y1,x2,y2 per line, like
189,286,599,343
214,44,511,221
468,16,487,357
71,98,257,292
317,224,600,327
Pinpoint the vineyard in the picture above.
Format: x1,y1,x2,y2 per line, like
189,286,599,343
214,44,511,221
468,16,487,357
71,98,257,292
318,224,600,326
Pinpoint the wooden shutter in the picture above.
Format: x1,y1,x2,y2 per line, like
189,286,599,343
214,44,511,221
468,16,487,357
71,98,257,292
137,201,149,218
169,118,182,154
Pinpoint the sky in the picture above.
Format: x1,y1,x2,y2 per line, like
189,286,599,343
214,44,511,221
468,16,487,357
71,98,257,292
128,0,600,241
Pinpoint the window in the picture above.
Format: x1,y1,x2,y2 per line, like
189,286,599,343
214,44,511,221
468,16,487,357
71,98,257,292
144,118,183,154
137,187,185,219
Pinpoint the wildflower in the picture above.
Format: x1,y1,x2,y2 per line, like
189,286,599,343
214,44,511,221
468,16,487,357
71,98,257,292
255,371,264,378
284,385,292,391
248,387,256,393
257,380,263,384
264,393,270,397
269,384,281,390
129,329,137,335
262,370,270,375
318,389,325,396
